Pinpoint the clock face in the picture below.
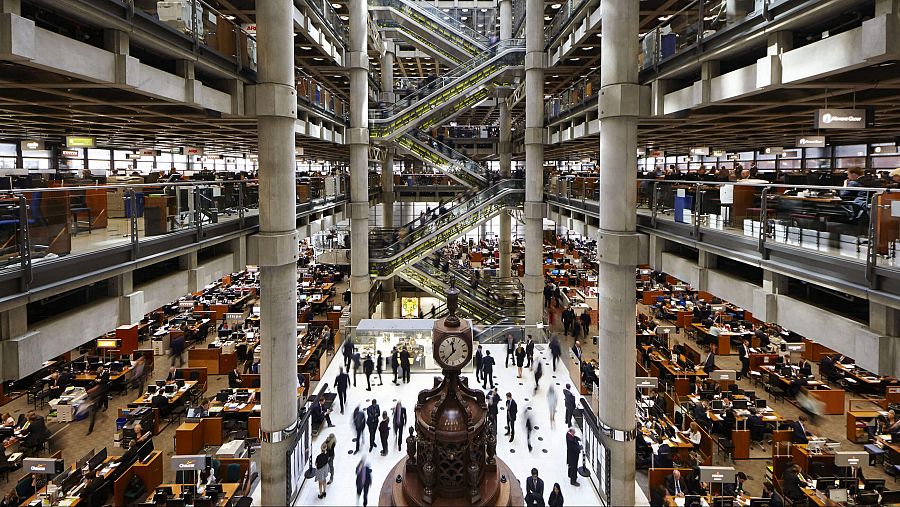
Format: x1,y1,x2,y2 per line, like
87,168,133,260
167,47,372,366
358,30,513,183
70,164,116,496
437,334,470,368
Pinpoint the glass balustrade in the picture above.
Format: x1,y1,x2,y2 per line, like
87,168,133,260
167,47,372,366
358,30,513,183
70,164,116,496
0,178,348,274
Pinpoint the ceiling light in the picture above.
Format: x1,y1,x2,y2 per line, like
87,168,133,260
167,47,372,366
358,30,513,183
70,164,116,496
582,46,594,50
313,57,324,61
551,3,561,7
544,15,552,20
442,8,449,11
570,57,580,61
480,8,487,12
462,8,469,12
340,15,348,20
301,46,312,50
461,16,468,20
331,2,340,7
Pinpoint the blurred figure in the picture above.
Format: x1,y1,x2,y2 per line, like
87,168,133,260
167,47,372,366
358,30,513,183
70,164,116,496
547,384,558,428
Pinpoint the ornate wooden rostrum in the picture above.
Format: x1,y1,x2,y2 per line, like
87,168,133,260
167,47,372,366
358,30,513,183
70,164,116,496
379,283,523,506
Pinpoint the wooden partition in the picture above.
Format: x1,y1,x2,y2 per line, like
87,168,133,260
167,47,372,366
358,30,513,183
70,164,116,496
188,348,236,375
240,373,261,388
215,457,250,484
248,417,260,440
175,417,224,455
175,367,209,392
113,450,164,506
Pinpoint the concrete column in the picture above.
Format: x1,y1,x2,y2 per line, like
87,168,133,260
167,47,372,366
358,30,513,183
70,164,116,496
871,302,900,336
0,305,26,340
381,278,396,319
876,0,900,16
256,0,300,505
648,235,665,270
650,78,674,117
698,60,720,105
498,0,513,280
499,0,512,40
104,29,129,55
228,237,247,273
348,0,370,324
119,292,145,326
597,0,639,504
762,269,789,295
757,31,792,88
523,0,545,325
0,0,20,14
107,272,134,297
381,42,395,104
697,250,716,290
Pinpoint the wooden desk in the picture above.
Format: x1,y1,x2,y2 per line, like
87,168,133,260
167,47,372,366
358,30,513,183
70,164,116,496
188,348,236,375
847,410,882,443
809,387,845,415
749,353,779,372
131,380,197,405
791,444,835,476
150,483,238,507
175,417,223,455
112,450,164,507
834,362,890,395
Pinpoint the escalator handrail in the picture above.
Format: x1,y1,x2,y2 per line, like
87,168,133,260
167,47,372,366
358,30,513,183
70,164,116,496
413,260,524,310
369,40,524,122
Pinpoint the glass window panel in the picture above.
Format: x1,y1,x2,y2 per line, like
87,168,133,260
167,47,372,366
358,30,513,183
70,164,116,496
0,144,16,156
88,149,110,160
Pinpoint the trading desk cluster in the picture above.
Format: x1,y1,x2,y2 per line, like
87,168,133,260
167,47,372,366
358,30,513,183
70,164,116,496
636,267,900,507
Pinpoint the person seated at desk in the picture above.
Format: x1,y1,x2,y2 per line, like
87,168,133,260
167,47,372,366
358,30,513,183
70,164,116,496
787,376,808,397
680,422,702,448
650,485,669,507
196,466,217,495
665,469,687,497
716,409,736,437
77,469,104,507
228,367,243,389
650,389,666,418
218,322,232,338
762,481,784,507
1,413,15,427
701,352,716,374
723,471,747,497
20,412,48,454
132,423,151,446
671,341,686,357
636,433,653,468
186,399,210,419
781,464,808,504
754,326,771,349
580,361,599,389
797,359,813,377
789,415,811,444
692,401,713,431
165,367,179,382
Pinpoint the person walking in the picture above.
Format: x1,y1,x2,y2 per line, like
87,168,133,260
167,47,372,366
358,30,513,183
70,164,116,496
533,361,543,392
548,384,558,428
169,333,185,367
315,443,329,499
515,344,526,378
549,336,561,372
378,411,390,456
566,428,582,487
342,338,355,371
739,339,750,379
324,433,336,484
525,336,535,368
548,483,564,507
525,412,535,452
94,367,110,412
392,402,407,451
352,406,366,454
481,350,495,389
504,392,517,443
505,334,515,368
363,354,374,391
376,350,384,386
563,384,576,427
366,399,380,452
390,346,400,385
474,345,484,383
400,347,411,383
352,351,361,387
525,468,545,507
580,312,591,338
335,368,350,414
562,306,575,336
355,458,373,507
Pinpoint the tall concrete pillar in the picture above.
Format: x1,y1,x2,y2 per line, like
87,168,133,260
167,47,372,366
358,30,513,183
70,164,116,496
348,0,371,324
497,4,513,279
597,0,639,504
0,0,21,14
381,148,396,319
762,269,789,295
255,0,300,505
381,42,396,105
499,0,511,41
523,0,545,325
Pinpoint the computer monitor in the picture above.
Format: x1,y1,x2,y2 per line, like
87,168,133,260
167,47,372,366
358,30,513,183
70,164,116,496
816,477,837,491
156,486,174,497
711,400,724,411
700,390,715,400
864,479,886,492
216,392,230,403
175,379,185,389
164,384,177,394
754,399,767,409
181,485,196,496
827,488,848,503
166,500,186,507
0,427,14,439
137,438,154,462
733,399,748,410
205,484,223,495
155,380,166,388
146,385,157,395
684,495,701,507
712,497,734,507
748,500,770,507
87,448,107,470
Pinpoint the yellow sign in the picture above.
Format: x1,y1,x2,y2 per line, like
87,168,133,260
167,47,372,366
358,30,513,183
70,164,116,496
401,297,419,318
65,136,95,148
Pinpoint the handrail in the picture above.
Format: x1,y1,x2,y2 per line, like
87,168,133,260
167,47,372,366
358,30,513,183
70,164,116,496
635,178,894,193
396,0,488,48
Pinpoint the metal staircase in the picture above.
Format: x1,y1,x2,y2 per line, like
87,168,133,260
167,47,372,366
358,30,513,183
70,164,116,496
397,130,489,188
369,179,524,279
369,0,487,62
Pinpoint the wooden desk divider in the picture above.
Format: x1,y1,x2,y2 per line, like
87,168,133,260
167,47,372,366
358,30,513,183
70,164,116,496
175,367,208,392
248,417,260,440
113,450,163,506
215,457,250,485
175,418,224,455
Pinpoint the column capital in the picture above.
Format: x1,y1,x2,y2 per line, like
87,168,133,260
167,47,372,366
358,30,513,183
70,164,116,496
599,83,643,119
252,82,297,119
597,230,645,267
348,50,369,71
251,231,300,267
346,127,370,145
525,51,546,70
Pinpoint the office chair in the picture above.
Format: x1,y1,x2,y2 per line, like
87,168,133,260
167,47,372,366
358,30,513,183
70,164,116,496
224,463,242,483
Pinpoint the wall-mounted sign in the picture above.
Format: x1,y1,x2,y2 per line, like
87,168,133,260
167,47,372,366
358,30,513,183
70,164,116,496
127,153,142,160
796,135,826,148
762,147,783,155
873,145,898,154
636,148,646,157
649,150,664,158
783,150,800,158
241,23,257,35
401,297,419,318
65,136,95,148
712,149,726,157
139,149,158,157
184,146,203,156
689,147,710,156
636,377,658,389
61,150,81,158
24,458,63,475
727,154,741,160
21,140,44,151
814,108,868,129
170,455,210,471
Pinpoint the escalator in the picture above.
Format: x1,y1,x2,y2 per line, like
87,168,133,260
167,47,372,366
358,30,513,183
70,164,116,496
398,261,524,324
397,130,489,188
370,0,487,62
369,179,524,278
369,40,525,141
375,20,465,67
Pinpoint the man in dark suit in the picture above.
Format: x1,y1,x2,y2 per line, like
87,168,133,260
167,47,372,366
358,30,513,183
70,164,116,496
819,354,836,381
342,339,355,371
392,403,407,451
763,481,785,507
566,428,581,486
571,341,583,364
665,469,686,497
335,368,350,414
563,384,576,427
481,350,495,389
95,367,110,411
549,336,562,371
228,367,242,388
790,416,811,444
702,352,716,374
474,345,483,383
399,347,411,383
311,396,334,429
525,468,545,507
525,336,535,368
739,339,750,378
504,393,517,442
798,359,813,377
505,334,515,368
781,464,807,503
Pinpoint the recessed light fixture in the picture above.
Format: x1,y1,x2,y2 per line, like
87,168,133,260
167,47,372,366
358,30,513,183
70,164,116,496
570,57,580,61
331,2,340,7
461,16,468,20
480,8,487,12
462,8,469,12
544,15,551,20
313,57,324,61
582,46,594,50
340,15,348,20
301,46,312,50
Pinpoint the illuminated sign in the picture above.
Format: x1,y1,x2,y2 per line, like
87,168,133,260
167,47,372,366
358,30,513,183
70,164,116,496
689,147,709,156
65,136,96,148
96,339,121,349
762,147,783,155
796,136,826,148
20,140,44,151
61,150,81,158
170,455,209,471
814,108,868,129
184,146,203,156
140,149,159,157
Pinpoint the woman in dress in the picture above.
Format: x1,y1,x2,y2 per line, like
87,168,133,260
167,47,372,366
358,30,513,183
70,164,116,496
315,443,329,499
